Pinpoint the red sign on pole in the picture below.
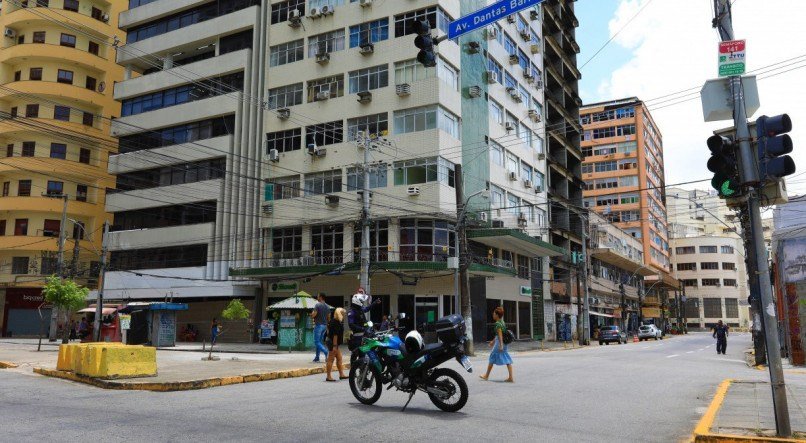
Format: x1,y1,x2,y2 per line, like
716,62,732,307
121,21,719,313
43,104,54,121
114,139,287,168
718,39,746,77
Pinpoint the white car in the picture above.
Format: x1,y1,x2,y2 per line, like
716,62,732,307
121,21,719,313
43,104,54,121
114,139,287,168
638,324,662,341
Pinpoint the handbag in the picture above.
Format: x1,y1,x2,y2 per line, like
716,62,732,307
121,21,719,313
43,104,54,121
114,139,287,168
502,329,515,345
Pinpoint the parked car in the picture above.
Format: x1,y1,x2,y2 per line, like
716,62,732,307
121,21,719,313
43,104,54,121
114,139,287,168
598,325,626,345
638,324,663,341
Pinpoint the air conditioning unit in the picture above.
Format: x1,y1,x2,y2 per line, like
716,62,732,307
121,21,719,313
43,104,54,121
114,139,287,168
269,148,280,162
537,152,546,160
307,144,326,156
102,13,110,22
524,179,532,188
508,88,522,102
315,52,330,64
288,10,302,27
262,203,274,214
468,85,482,98
467,41,480,54
518,217,528,228
407,186,420,196
325,195,339,205
523,69,534,82
486,27,498,39
486,70,497,84
508,171,518,181
528,109,541,122
530,44,540,54
359,0,372,6
308,8,321,18
357,91,372,104
277,108,290,119
506,15,516,24
315,90,330,101
321,5,334,15
534,186,543,194
396,83,411,97
509,54,519,65
504,121,515,131
4,28,16,38
479,212,488,222
359,42,374,54
520,30,530,41
535,80,544,89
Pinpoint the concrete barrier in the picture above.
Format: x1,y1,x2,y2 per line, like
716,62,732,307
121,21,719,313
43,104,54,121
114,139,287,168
56,343,155,379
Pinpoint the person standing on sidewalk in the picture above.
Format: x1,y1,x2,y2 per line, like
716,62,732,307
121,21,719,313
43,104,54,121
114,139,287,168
480,306,514,383
712,320,729,355
311,293,330,363
325,308,347,382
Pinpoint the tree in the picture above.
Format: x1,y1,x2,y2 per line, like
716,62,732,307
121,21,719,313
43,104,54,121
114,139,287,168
42,276,88,344
206,299,251,361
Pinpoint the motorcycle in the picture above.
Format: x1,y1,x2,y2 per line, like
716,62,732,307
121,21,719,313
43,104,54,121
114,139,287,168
348,314,473,412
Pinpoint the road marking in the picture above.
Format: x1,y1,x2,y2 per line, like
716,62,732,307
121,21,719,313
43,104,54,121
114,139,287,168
686,351,694,354
698,348,705,351
642,346,650,349
666,354,679,358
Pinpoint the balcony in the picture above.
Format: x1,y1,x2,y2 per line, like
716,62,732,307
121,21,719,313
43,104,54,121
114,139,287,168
0,80,106,109
111,94,240,137
0,195,99,215
3,6,116,39
0,42,111,66
106,179,222,212
106,223,214,251
120,0,211,29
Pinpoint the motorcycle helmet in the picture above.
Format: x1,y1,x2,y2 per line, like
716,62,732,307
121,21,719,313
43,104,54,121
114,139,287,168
351,292,369,308
405,330,424,354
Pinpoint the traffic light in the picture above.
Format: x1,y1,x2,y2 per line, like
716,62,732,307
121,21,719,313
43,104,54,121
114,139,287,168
756,114,795,182
707,134,742,198
413,20,436,67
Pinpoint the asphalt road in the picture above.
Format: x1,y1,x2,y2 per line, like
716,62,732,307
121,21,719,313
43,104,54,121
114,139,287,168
0,333,764,442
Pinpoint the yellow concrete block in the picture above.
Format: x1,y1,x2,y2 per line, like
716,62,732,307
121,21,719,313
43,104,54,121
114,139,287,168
57,344,82,371
74,344,156,379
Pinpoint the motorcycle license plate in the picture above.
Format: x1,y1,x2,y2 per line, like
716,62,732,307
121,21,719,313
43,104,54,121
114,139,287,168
459,355,473,373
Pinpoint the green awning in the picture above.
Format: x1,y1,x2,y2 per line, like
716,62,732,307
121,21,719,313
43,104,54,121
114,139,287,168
467,228,567,257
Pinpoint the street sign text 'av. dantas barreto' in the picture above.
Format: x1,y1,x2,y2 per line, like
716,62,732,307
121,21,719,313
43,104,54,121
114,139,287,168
448,0,545,39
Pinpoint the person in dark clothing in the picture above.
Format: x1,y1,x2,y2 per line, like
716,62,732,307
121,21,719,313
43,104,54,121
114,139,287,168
347,288,381,351
712,320,729,354
325,308,347,381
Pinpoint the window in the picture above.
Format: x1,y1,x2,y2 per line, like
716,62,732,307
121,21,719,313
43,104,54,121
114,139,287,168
72,221,85,240
57,69,74,84
346,113,388,141
271,0,305,25
723,279,737,287
305,120,343,147
721,245,734,254
270,175,300,200
11,257,29,274
702,279,720,287
308,30,345,58
533,170,545,191
675,246,695,255
29,68,43,81
126,0,260,43
54,106,70,121
60,33,76,48
110,244,208,271
2,182,8,196
684,298,700,317
43,219,61,237
346,165,387,190
10,107,17,118
703,298,722,317
82,112,94,127
348,65,388,94
489,100,504,125
14,219,28,236
311,224,344,264
18,180,31,197
521,163,532,182
91,7,104,20
349,18,389,48
22,142,35,157
489,142,504,167
304,170,342,196
63,0,78,12
517,254,530,279
0,219,4,235
271,227,302,257
682,279,698,287
725,298,739,318
266,128,301,153
307,75,344,102
121,72,244,116
88,41,100,56
437,59,459,91
17,35,24,44
112,201,217,231
353,220,389,262
700,262,719,270
116,158,225,191
76,184,88,202
487,56,503,84
14,71,21,82
507,194,519,214
395,59,434,85
394,105,459,138
46,180,63,196
267,83,303,109
393,157,455,187
50,143,66,159
594,161,617,173
33,31,46,43
506,152,519,175
699,246,718,254
616,124,636,136
119,115,235,153
676,263,696,271
722,262,736,271
26,104,39,118
394,7,450,37
399,219,455,262
85,76,97,91
269,39,304,66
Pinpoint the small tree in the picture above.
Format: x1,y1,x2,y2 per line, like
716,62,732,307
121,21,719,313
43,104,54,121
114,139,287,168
42,276,89,344
206,299,251,360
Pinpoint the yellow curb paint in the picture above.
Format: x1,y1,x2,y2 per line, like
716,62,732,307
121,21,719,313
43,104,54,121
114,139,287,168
694,379,734,437
694,432,806,442
0,361,19,368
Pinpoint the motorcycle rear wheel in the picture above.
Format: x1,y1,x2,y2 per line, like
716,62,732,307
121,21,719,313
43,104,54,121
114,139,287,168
427,368,468,412
349,362,382,405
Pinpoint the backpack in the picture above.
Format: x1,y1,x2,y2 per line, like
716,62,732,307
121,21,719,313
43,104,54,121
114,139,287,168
503,329,515,345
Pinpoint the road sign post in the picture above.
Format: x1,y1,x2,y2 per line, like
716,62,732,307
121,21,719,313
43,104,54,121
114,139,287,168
718,39,745,77
448,0,545,39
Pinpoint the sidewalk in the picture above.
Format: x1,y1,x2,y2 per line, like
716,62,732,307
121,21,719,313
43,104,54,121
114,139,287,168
695,375,806,441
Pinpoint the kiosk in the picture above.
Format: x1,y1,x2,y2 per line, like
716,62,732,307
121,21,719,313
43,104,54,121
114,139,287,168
267,292,330,352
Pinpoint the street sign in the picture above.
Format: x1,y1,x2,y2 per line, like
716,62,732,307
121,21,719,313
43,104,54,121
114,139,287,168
718,39,745,77
520,286,532,296
448,0,545,40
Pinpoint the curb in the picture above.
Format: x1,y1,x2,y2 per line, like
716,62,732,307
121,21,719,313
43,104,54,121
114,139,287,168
0,361,19,368
692,379,803,443
33,365,344,392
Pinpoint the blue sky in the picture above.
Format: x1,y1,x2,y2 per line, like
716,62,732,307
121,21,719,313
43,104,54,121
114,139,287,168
575,0,629,103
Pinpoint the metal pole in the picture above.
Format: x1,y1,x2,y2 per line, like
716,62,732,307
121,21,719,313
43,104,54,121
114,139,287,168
580,216,590,345
359,135,371,295
715,1,790,435
455,165,474,355
93,221,109,342
49,194,69,341
454,169,463,317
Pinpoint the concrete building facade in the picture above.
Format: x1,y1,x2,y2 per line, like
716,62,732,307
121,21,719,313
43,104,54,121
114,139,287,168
0,0,125,336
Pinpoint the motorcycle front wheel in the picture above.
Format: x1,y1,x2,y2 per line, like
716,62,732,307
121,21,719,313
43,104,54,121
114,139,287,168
427,368,469,412
349,361,382,405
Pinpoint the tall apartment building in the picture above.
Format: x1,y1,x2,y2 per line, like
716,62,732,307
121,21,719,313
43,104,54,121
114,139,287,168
101,0,266,340
580,97,677,320
231,0,565,342
0,0,125,336
666,187,750,329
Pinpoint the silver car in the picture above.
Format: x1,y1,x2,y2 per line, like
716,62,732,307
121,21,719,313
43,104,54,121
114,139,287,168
638,324,662,341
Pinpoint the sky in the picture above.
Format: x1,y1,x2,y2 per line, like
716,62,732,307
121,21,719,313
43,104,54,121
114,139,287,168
575,0,806,196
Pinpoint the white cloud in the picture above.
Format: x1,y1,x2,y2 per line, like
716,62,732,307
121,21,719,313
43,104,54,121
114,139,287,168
593,0,806,195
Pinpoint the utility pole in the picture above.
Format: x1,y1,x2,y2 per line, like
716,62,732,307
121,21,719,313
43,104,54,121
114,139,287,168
740,206,766,364
714,1,790,436
619,283,627,333
48,194,69,341
681,281,688,334
454,164,474,355
453,164,464,318
93,221,109,342
580,216,590,345
70,229,80,278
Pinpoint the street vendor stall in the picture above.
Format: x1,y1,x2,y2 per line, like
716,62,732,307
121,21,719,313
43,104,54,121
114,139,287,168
267,292,331,351
76,305,122,342
118,302,189,347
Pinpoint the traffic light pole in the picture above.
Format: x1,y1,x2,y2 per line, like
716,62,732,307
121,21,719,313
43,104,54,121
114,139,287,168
714,0,790,436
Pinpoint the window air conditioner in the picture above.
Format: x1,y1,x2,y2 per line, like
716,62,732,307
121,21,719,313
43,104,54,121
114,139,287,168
288,10,302,27
308,8,321,18
269,148,280,162
486,27,498,39
528,109,541,122
468,85,482,98
524,179,532,188
523,69,534,82
101,13,110,22
530,9,539,20
407,186,420,196
315,52,330,64
535,80,544,89
508,88,522,102
506,15,516,24
509,54,519,65
315,90,331,101
520,30,530,41
530,44,540,54
277,108,290,119
504,121,515,131
509,171,518,181
359,0,372,6
262,203,274,214
467,41,480,54
359,42,374,54
357,91,372,104
321,5,334,15
396,83,411,97
537,152,546,160
534,186,543,194
486,70,497,84
307,143,326,156
325,195,339,205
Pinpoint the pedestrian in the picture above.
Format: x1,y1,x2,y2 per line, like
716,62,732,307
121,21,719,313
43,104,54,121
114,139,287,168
78,317,90,340
211,318,221,345
69,320,77,341
311,293,330,363
325,308,348,382
480,306,514,383
712,320,729,355
379,314,390,331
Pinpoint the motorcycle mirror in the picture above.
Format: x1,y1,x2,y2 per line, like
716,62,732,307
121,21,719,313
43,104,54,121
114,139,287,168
366,321,374,328
399,313,406,319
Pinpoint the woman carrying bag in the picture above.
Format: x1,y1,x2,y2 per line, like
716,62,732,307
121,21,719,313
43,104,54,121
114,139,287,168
480,306,514,383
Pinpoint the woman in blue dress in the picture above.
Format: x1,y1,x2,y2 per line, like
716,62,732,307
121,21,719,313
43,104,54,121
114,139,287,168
480,306,514,383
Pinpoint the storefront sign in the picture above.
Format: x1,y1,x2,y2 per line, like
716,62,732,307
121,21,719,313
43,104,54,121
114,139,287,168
642,307,661,319
520,286,532,297
269,282,298,293
119,314,131,330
